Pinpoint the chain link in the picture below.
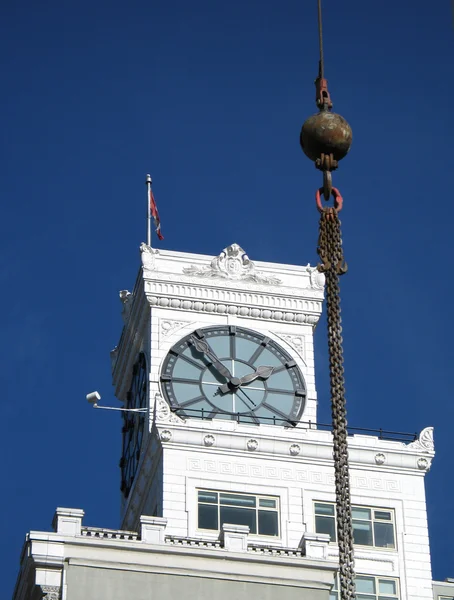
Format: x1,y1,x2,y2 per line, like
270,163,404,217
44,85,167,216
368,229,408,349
317,208,356,600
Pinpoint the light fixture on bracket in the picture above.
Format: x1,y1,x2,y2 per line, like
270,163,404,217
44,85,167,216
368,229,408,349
86,391,147,413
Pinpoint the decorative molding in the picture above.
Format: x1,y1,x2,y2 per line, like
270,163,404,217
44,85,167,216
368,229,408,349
247,439,258,451
417,457,431,471
183,244,281,286
141,242,159,271
407,427,434,453
289,444,301,456
306,265,325,290
160,319,190,340
160,429,173,442
204,434,215,447
39,587,61,600
276,333,306,361
155,394,185,425
375,453,386,465
146,295,319,324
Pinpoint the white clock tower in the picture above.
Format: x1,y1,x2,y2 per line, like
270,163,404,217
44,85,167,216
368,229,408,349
112,242,325,538
13,241,437,600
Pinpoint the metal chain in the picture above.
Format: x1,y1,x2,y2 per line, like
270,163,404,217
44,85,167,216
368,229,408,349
317,208,356,600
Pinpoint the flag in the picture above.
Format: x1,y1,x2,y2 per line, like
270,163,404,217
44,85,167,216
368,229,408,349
149,187,164,240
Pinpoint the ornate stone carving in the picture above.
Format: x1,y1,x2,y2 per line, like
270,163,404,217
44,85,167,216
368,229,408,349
408,427,434,452
40,587,61,600
417,457,431,471
306,265,325,290
289,444,301,456
375,453,386,465
247,439,258,451
147,294,315,324
155,394,185,424
160,429,172,442
204,434,215,447
160,319,189,339
183,243,281,285
276,334,306,361
119,290,133,323
140,242,159,271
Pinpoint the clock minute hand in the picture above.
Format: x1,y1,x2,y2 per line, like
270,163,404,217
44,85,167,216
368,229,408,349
190,336,233,380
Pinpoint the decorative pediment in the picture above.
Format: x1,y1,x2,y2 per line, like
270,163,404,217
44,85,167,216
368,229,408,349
407,427,434,453
183,244,281,286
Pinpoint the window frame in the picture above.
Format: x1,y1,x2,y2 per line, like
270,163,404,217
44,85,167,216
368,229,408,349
314,501,397,550
197,489,280,538
330,574,400,600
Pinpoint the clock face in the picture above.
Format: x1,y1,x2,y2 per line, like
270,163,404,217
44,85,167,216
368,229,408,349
120,353,147,497
161,326,306,425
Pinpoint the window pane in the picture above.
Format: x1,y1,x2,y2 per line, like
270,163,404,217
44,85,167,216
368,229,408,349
315,515,336,541
357,595,374,600
375,510,392,521
353,520,373,546
258,510,278,536
356,576,375,594
352,507,371,520
198,491,218,503
198,504,218,530
315,503,335,516
329,594,338,600
379,580,397,594
220,506,256,533
220,493,256,507
378,597,398,600
207,335,230,359
374,522,395,548
259,498,276,508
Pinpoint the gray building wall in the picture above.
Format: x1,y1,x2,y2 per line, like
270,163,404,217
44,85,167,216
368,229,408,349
66,565,329,600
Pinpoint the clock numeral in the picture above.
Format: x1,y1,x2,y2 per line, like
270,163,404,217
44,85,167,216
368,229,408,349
295,388,306,397
194,329,205,339
286,360,297,369
229,326,236,335
161,374,171,382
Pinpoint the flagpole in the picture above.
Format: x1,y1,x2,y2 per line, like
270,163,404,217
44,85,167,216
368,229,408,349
146,173,152,247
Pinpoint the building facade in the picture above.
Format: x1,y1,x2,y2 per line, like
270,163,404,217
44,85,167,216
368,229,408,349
13,243,436,600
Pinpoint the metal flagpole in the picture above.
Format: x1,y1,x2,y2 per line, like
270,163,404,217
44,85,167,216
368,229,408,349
146,174,152,247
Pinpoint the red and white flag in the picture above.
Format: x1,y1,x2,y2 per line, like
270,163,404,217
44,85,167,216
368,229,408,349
149,187,164,240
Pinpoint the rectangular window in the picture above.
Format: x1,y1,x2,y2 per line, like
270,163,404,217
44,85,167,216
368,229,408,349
315,502,396,549
198,490,279,537
330,575,399,600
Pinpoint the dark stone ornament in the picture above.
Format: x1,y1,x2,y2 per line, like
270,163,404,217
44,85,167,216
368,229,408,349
300,110,352,162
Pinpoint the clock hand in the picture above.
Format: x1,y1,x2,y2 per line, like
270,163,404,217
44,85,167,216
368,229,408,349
238,366,274,385
217,366,274,395
189,336,235,382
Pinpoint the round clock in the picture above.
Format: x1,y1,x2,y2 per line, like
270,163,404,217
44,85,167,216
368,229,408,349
160,326,306,425
120,352,147,497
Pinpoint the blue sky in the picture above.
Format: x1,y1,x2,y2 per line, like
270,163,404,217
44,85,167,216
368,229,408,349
1,0,452,595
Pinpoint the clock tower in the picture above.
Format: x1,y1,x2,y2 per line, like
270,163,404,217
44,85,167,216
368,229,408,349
112,241,325,539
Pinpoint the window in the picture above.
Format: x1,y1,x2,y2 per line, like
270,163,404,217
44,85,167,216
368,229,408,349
330,575,399,600
198,490,279,536
315,502,396,549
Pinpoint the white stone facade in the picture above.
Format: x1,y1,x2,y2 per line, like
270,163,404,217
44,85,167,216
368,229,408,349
13,243,438,600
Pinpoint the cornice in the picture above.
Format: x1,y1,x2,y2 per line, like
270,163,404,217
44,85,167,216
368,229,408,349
153,422,435,475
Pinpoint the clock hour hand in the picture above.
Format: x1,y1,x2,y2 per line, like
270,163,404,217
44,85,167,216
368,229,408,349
217,366,274,395
190,336,234,381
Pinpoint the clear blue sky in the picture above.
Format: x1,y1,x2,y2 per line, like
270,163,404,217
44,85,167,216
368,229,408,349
1,0,452,596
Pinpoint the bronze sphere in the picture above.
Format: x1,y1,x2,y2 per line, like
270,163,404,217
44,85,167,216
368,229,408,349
300,111,352,162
